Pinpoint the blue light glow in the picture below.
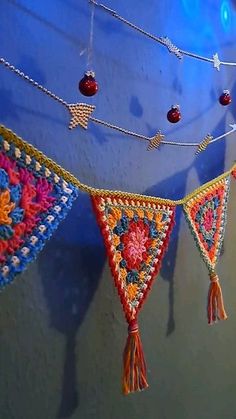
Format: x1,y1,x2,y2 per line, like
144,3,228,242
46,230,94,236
182,0,200,17
221,1,231,31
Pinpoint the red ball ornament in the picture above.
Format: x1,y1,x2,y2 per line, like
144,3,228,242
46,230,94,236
167,105,181,123
219,90,231,106
79,71,98,96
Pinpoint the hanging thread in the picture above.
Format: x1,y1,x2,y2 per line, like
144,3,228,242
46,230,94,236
1,57,236,149
87,0,95,70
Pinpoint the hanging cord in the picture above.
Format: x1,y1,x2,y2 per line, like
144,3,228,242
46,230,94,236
0,58,68,107
89,116,236,147
87,0,95,70
89,0,236,69
1,57,236,148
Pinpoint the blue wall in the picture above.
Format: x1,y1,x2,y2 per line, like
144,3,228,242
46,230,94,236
1,1,236,418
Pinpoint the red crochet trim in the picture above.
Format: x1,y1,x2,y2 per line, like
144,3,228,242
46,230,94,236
92,195,175,324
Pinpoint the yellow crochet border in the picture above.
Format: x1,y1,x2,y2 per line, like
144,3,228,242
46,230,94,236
0,124,235,206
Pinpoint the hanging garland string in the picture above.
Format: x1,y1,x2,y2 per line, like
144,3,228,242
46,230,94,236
0,124,235,206
0,123,234,395
1,57,236,152
90,0,236,71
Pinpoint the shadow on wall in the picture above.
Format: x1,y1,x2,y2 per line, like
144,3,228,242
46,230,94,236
0,88,19,121
144,114,227,336
194,117,227,185
38,194,106,418
0,87,65,127
6,0,84,48
0,52,66,127
6,0,137,58
38,114,227,417
129,95,144,118
145,166,190,336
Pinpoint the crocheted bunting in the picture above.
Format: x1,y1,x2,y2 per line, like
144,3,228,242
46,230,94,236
183,176,230,272
0,130,78,288
92,194,175,322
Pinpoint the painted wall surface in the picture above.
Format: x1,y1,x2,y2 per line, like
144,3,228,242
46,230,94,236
1,1,236,418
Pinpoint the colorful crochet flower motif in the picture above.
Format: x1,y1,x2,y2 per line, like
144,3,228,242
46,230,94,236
92,195,175,322
112,213,163,293
0,133,79,287
121,219,151,270
195,197,219,250
183,177,230,270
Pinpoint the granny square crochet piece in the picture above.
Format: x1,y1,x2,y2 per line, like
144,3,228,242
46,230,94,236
183,176,230,272
183,175,230,324
92,194,176,322
92,193,175,394
0,129,78,288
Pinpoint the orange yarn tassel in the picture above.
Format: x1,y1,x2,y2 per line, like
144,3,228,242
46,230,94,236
207,272,228,325
122,320,148,395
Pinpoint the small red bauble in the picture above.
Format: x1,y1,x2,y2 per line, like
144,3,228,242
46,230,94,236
219,90,231,106
79,70,98,96
167,105,181,123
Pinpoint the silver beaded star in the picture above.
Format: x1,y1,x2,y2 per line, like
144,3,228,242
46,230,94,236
213,53,221,71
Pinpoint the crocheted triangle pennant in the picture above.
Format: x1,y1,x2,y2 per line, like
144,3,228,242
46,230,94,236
0,127,79,288
92,193,175,394
183,175,230,324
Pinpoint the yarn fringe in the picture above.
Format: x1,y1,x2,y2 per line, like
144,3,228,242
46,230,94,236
122,320,148,395
207,271,227,325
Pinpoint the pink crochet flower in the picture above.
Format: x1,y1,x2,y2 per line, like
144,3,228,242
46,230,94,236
122,220,150,270
0,158,56,262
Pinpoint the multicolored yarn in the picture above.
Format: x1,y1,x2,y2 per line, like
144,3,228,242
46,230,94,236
2,123,235,207
1,124,236,395
183,176,230,271
183,176,230,324
92,194,175,394
0,130,78,288
231,167,236,180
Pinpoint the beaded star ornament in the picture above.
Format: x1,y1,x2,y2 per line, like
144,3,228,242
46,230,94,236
183,175,230,325
92,194,176,394
0,126,78,288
